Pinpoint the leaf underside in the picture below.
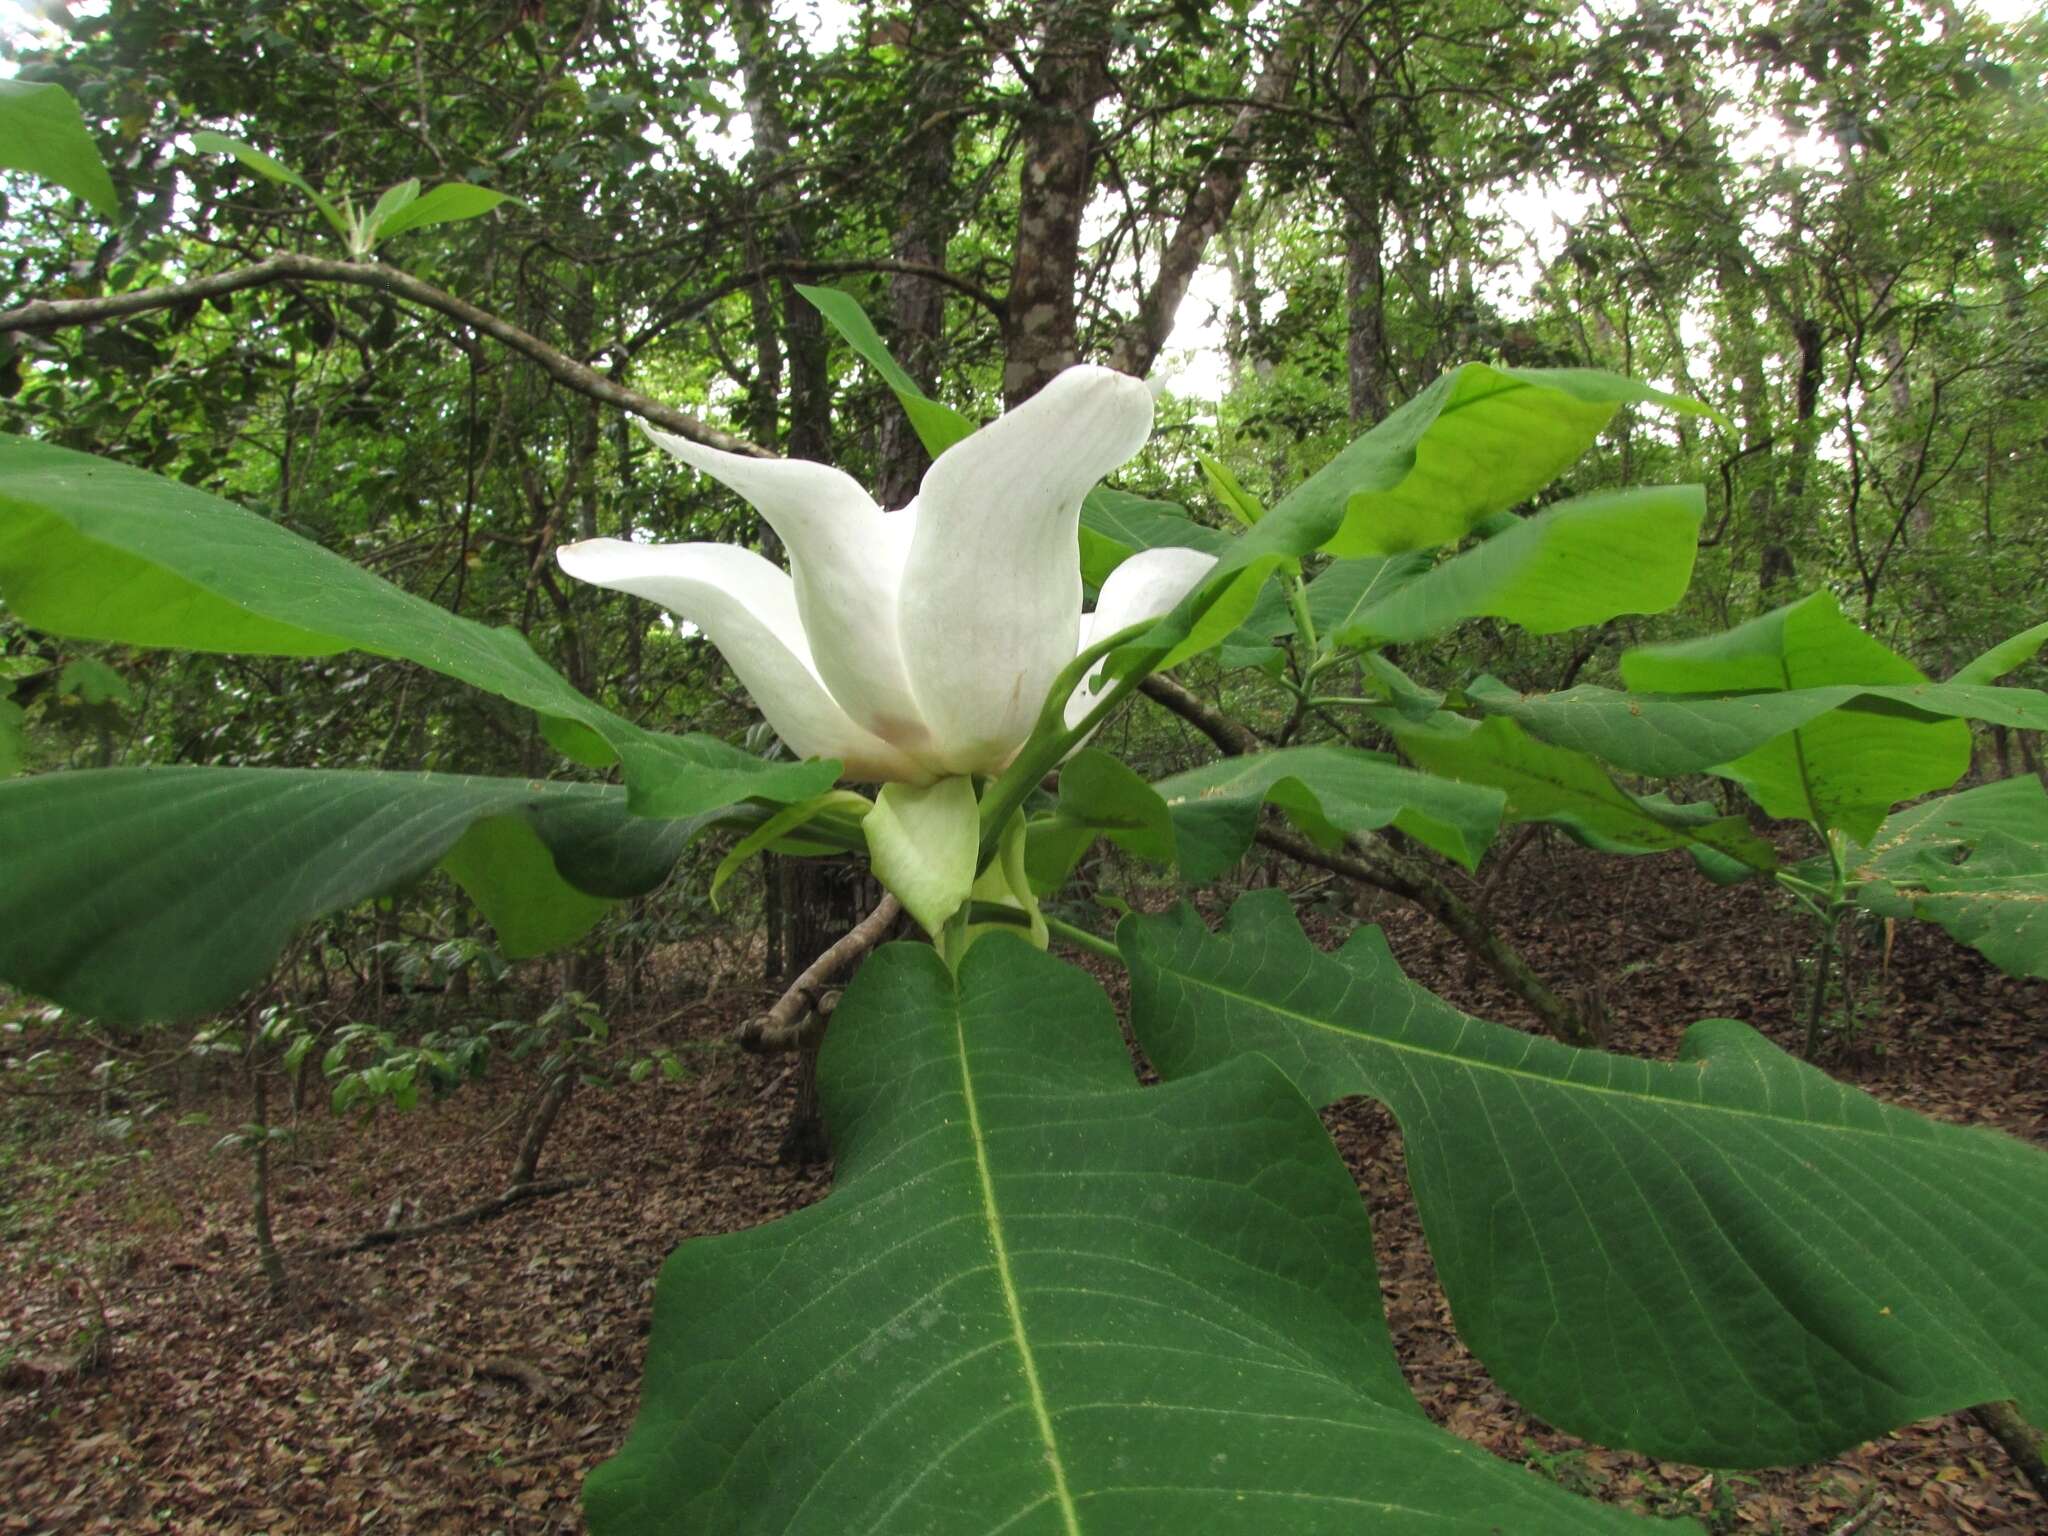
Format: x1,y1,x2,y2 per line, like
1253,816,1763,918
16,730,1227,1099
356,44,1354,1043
0,767,706,1021
1122,893,2048,1467
588,936,1682,1534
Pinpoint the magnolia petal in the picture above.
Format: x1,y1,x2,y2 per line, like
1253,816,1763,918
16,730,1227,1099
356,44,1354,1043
863,775,979,939
637,422,933,761
1066,545,1220,729
555,538,931,784
897,365,1155,776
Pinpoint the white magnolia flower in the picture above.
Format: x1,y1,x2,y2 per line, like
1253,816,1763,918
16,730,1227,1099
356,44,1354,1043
557,365,1217,784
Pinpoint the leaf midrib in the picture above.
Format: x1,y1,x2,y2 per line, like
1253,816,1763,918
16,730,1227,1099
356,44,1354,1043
1156,959,2011,1156
953,998,1082,1535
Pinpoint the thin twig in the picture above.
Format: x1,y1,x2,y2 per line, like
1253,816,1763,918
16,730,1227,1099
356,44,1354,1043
738,894,904,1053
302,1175,591,1258
1824,1491,1885,1536
0,253,768,457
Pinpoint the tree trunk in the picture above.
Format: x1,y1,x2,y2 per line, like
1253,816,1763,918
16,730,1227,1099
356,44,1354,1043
250,1062,287,1299
1106,43,1295,380
775,859,875,1165
508,1068,576,1190
875,6,972,509
1766,314,1824,599
1003,0,1112,406
1338,39,1389,425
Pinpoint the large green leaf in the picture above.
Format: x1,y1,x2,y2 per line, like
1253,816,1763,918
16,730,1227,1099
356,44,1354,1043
1392,714,1777,878
1218,551,1431,669
1952,619,2048,686
0,80,119,216
1280,364,1711,558
1077,488,1230,588
1467,675,2048,779
1023,747,1178,893
0,435,834,816
1331,486,1703,647
1122,893,2048,1467
587,934,1679,1534
372,181,515,240
1837,777,2048,979
796,283,976,458
1619,592,1973,839
0,767,708,1021
1152,746,1505,880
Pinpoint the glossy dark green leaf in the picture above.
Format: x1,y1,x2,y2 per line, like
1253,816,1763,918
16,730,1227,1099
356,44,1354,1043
1122,893,2048,1467
588,934,1679,1535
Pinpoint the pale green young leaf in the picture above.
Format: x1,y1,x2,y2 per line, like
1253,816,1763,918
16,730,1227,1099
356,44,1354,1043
864,775,978,936
709,789,872,909
359,177,421,246
1276,362,1714,558
1197,452,1263,525
794,283,977,457
1332,485,1703,647
0,80,118,216
1951,619,2048,686
189,130,350,239
372,181,515,239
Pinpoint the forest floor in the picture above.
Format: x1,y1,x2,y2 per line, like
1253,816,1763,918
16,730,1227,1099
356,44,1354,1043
2,836,2045,1536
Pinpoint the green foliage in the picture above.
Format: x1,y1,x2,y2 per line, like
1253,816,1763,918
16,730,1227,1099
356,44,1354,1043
1121,892,2048,1466
1392,714,1779,878
1330,486,1704,646
588,934,1682,1535
0,767,705,1022
1151,746,1505,879
0,80,118,216
189,132,512,256
1832,777,2048,979
1465,673,2048,781
1283,364,1712,557
1621,593,1975,840
1077,489,1230,588
796,283,975,456
0,435,832,816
